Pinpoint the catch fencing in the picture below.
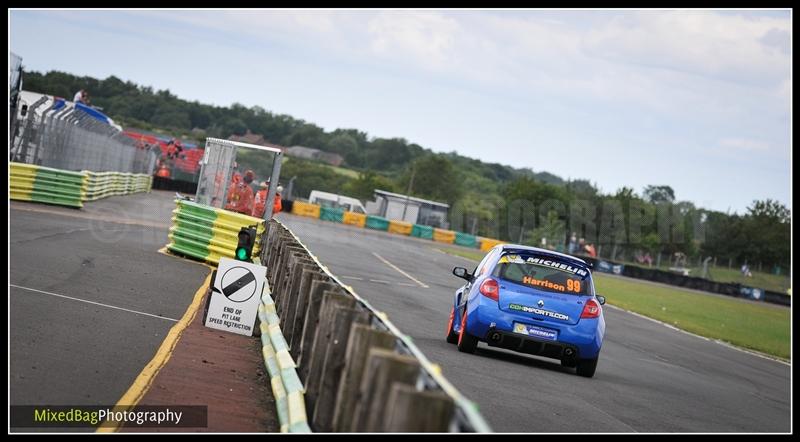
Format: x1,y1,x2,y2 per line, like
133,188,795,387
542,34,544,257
258,219,491,432
9,92,158,175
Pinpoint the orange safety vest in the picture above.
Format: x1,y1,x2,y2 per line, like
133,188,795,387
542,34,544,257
225,182,254,215
252,190,282,218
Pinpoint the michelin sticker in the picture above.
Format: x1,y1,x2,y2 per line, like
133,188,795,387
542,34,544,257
500,254,588,277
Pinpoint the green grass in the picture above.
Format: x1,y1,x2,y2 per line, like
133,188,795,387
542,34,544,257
438,247,485,262
282,156,361,179
321,163,360,178
436,247,791,359
593,274,789,359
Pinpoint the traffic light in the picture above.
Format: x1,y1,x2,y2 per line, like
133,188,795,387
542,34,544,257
235,226,257,261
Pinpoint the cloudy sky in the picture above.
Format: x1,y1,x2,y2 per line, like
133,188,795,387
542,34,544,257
9,9,792,214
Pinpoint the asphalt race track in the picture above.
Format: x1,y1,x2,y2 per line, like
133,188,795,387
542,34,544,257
278,213,791,433
10,191,209,410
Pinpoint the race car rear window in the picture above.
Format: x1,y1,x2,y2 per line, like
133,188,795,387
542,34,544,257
491,253,592,295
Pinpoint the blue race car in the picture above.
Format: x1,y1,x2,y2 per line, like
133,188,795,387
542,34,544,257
446,244,606,377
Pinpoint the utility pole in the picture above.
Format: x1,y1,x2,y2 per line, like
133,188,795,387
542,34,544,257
401,166,415,222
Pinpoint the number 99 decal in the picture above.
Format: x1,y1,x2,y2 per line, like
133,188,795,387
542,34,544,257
566,279,581,293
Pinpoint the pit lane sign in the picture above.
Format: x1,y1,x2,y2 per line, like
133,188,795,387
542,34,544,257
204,257,266,336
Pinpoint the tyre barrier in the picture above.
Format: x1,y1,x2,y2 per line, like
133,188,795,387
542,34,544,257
285,198,505,251
388,220,413,236
342,211,366,227
259,219,491,432
365,215,390,231
319,206,344,223
83,171,153,201
166,199,266,265
10,162,86,208
291,201,321,218
433,228,456,244
479,237,506,252
10,162,153,208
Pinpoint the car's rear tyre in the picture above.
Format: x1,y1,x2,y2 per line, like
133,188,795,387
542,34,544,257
446,306,459,344
457,308,478,354
576,356,599,378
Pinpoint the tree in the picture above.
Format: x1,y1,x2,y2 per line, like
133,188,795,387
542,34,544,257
747,199,790,223
643,185,675,204
342,171,396,201
398,155,463,206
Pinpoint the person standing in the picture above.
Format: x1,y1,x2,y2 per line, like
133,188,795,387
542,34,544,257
252,181,269,219
252,181,283,219
224,170,256,215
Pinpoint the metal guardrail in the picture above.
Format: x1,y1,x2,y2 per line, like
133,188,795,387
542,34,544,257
261,219,492,432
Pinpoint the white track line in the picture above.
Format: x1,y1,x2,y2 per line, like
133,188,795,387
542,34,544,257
371,252,430,288
341,276,365,281
604,304,789,366
10,284,179,322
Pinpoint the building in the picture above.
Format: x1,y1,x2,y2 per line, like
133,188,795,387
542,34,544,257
366,189,449,228
228,131,286,152
285,145,344,167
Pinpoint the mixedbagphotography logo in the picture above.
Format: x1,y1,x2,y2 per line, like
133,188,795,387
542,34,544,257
10,405,208,428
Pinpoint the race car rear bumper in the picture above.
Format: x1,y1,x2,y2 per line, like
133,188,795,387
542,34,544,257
484,327,580,362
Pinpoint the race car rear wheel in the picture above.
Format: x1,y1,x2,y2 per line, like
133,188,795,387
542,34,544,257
446,306,459,344
576,356,599,378
457,307,478,354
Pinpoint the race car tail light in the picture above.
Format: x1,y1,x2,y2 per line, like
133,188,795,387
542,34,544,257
479,278,499,301
581,299,601,319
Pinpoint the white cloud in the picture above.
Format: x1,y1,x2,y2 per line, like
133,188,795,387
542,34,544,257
581,11,791,87
719,137,770,152
367,12,461,71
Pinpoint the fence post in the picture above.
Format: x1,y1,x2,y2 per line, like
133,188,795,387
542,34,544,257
280,261,317,335
382,384,455,432
295,281,342,364
333,324,397,432
310,307,371,432
285,269,327,349
304,292,357,413
351,348,421,432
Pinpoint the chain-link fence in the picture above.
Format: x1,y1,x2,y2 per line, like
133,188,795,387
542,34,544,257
9,92,157,175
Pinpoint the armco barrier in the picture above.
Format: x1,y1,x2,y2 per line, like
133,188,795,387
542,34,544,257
260,219,491,432
365,215,390,231
342,211,366,227
387,220,413,235
10,162,86,208
433,228,456,244
166,199,265,265
292,201,321,218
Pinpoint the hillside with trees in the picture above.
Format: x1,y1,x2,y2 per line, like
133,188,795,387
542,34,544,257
22,70,791,274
